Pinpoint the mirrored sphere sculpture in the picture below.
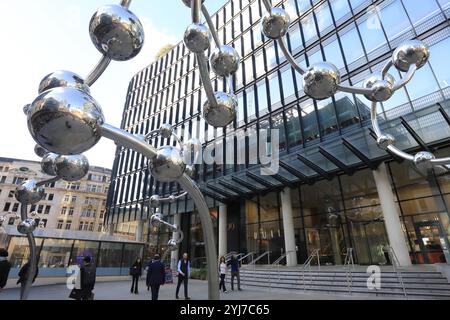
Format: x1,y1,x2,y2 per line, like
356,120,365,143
303,62,340,100
261,7,290,39
413,151,435,171
392,40,430,72
149,195,161,208
149,146,186,182
184,23,211,53
89,4,144,61
54,154,89,181
38,70,90,94
17,219,37,234
159,123,173,139
27,87,105,155
150,213,163,228
210,45,240,77
363,73,396,102
15,180,45,205
41,152,58,176
167,239,178,251
203,91,237,127
34,144,49,158
377,134,396,150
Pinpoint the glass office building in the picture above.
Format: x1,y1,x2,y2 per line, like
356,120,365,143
106,0,450,265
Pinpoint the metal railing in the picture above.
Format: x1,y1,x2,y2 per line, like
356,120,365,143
385,246,407,298
343,248,355,294
301,249,320,291
239,252,255,265
247,251,271,268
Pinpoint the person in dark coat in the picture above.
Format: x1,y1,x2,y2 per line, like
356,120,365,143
146,254,165,300
17,260,39,299
0,249,11,292
130,258,142,294
79,256,96,300
176,252,191,300
228,254,242,291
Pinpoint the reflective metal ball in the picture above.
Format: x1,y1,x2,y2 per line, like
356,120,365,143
15,180,45,205
159,124,173,139
184,23,211,53
363,72,396,102
149,195,161,208
392,40,430,72
149,146,186,182
303,62,340,100
150,213,163,228
185,165,196,178
23,104,31,115
41,153,58,176
210,45,240,76
27,87,105,155
89,4,145,61
17,219,37,234
167,239,178,251
261,7,290,39
34,144,49,158
413,151,435,171
54,154,89,181
203,91,237,127
181,0,205,7
38,70,90,94
168,195,176,203
376,134,396,150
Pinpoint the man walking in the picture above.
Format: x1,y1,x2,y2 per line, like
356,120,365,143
176,253,190,300
0,249,11,292
228,254,242,291
147,254,165,300
79,256,96,300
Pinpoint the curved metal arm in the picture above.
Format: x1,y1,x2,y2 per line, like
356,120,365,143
277,37,306,75
19,204,37,301
85,55,112,87
202,5,221,49
158,192,188,203
370,101,382,137
392,64,417,91
381,60,393,78
196,53,218,108
337,84,373,95
192,0,201,24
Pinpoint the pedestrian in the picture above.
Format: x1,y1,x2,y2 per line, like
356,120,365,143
228,254,241,291
219,256,227,293
79,256,96,300
146,254,165,300
17,260,39,299
176,252,191,300
0,249,11,292
130,257,142,294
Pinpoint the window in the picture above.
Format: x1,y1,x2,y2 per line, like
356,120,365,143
63,194,70,202
71,196,77,203
12,203,19,212
428,38,450,90
268,75,281,107
48,194,54,201
402,0,440,26
60,207,67,215
89,222,94,232
8,190,14,198
357,15,386,55
98,224,103,232
330,0,351,22
405,63,440,101
12,177,25,185
57,220,64,229
65,220,72,230
8,217,15,225
339,25,365,65
315,2,333,34
44,205,51,215
68,207,74,216
379,1,411,41
281,68,295,100
0,176,5,183
40,219,47,228
79,221,84,230
37,205,43,214
323,39,345,70
301,12,317,43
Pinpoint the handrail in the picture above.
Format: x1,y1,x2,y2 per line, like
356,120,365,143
239,252,255,264
385,246,407,298
247,251,271,266
343,248,355,294
272,250,296,266
301,249,320,291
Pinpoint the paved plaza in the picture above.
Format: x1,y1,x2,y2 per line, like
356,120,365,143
0,278,400,300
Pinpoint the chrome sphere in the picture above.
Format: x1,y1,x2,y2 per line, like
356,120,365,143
376,134,396,150
150,213,163,228
413,151,435,171
203,91,237,127
363,72,396,102
392,40,430,72
41,153,58,176
159,124,173,139
261,7,290,39
149,195,161,208
34,144,49,158
167,239,178,251
17,219,37,234
303,62,340,100
183,137,202,164
168,195,176,203
27,87,104,155
23,104,31,115
210,45,240,77
54,154,89,181
89,5,145,61
149,146,186,182
184,23,211,53
181,0,205,7
38,70,90,94
185,165,196,178
15,180,45,205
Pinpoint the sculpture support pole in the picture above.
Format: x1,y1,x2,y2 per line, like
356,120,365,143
196,53,218,107
100,122,219,300
85,56,112,87
19,203,37,301
202,5,221,49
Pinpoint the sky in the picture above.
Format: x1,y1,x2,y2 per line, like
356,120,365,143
0,0,224,169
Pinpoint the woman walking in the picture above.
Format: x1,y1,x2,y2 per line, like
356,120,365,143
130,258,142,294
219,256,227,293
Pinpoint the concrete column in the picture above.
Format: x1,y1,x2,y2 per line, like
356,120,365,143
135,220,144,242
280,187,298,266
171,213,182,271
373,162,412,267
218,205,227,257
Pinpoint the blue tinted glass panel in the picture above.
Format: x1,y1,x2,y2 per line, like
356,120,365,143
281,68,295,100
405,64,440,101
257,80,268,115
428,38,450,90
331,0,351,21
269,75,281,105
357,16,386,54
315,3,333,34
302,12,317,43
402,0,440,25
340,26,365,64
323,39,345,70
379,1,411,40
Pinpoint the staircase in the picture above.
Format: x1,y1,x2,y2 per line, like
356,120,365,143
228,265,450,299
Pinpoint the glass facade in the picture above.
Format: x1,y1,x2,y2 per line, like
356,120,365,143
107,0,450,265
